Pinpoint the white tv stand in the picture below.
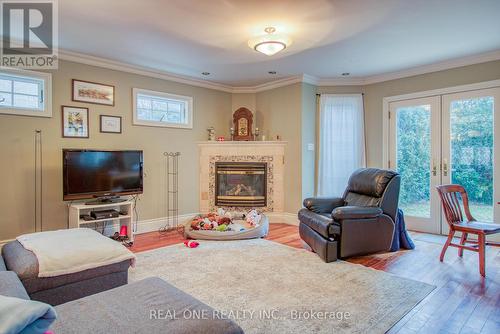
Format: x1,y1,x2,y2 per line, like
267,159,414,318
68,200,135,242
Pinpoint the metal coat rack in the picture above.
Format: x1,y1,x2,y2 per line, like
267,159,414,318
159,152,182,234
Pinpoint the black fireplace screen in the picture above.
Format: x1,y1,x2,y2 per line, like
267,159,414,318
215,162,267,207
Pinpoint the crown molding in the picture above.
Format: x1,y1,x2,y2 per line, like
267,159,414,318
58,49,235,93
57,48,500,93
231,75,306,93
361,49,500,85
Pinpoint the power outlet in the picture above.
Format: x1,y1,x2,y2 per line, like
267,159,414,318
307,143,315,151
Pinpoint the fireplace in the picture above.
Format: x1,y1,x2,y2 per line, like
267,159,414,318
215,162,267,207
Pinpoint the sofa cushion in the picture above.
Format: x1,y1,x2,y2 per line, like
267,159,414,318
0,271,30,300
52,277,243,334
2,240,131,294
298,209,340,239
0,254,6,271
346,168,397,198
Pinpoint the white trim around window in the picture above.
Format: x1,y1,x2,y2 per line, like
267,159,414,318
0,68,52,118
132,88,193,129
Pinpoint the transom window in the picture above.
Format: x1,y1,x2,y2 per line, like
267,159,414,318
0,69,51,117
133,88,193,128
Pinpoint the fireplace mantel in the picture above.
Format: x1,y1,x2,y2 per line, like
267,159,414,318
198,141,286,213
197,141,287,147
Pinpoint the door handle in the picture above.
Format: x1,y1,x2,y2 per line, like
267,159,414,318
432,160,437,176
443,159,448,176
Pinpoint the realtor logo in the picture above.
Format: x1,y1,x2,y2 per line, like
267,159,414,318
1,0,58,68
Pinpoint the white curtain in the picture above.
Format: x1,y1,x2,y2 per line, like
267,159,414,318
317,94,366,197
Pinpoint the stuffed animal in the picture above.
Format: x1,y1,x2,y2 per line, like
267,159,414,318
184,240,199,248
191,220,201,230
218,217,231,226
216,224,228,232
246,209,262,227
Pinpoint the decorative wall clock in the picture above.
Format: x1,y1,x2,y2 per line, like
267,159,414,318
233,107,253,141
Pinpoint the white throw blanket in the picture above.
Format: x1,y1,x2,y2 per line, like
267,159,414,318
17,228,136,278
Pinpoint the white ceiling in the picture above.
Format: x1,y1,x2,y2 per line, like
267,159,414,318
59,0,500,87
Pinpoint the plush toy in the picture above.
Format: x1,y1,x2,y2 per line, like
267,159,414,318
191,220,201,230
184,240,199,248
218,216,231,226
246,209,262,227
216,224,228,232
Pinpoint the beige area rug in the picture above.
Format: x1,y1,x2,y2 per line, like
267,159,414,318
129,239,434,334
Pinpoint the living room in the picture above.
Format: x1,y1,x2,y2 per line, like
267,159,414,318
0,1,499,333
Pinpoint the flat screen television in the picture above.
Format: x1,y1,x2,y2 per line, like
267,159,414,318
63,149,143,201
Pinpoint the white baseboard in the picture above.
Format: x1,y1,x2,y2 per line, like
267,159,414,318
266,212,299,226
0,212,299,245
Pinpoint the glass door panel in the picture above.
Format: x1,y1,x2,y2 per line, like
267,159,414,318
396,105,431,218
442,88,500,235
389,96,441,233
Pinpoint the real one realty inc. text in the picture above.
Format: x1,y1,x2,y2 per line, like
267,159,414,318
150,308,351,321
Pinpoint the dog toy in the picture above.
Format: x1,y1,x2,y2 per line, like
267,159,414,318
184,240,199,248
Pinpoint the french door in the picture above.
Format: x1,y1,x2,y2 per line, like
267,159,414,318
389,87,500,234
389,96,442,233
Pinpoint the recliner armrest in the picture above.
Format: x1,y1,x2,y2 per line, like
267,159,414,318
303,197,345,214
332,206,383,220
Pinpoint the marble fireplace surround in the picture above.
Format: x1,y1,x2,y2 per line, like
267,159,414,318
198,141,286,213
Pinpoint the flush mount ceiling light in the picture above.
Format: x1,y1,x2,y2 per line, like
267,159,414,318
248,27,291,56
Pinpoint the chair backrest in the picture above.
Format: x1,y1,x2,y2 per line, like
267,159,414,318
343,168,400,222
436,184,475,226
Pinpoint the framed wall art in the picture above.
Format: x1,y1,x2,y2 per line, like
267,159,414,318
100,115,122,133
72,79,115,106
62,106,89,138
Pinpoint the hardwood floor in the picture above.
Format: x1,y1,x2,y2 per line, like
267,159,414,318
130,222,500,334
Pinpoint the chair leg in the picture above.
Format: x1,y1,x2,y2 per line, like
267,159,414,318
478,233,486,277
458,232,468,257
440,230,455,262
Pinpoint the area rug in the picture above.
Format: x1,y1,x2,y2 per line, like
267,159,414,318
129,239,434,334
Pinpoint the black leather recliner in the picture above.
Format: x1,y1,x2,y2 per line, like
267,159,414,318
298,168,400,262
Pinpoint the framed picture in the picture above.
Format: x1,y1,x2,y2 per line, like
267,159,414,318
72,79,115,106
100,115,122,133
62,106,89,138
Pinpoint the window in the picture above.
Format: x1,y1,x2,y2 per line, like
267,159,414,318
0,69,52,117
317,94,366,196
133,88,193,128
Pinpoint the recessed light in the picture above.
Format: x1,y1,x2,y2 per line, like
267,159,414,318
201,72,210,76
342,72,350,76
268,71,277,75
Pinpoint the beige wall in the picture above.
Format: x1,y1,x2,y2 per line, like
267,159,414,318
301,83,317,201
363,60,500,166
0,60,232,241
3,58,500,240
255,83,303,213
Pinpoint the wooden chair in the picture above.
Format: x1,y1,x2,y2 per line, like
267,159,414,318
436,185,500,277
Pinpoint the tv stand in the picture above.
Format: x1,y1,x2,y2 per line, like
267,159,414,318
69,200,134,242
85,197,127,205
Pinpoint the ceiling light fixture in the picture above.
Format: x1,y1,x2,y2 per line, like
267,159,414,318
249,27,291,56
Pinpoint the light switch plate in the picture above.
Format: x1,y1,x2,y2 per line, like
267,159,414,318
307,143,315,151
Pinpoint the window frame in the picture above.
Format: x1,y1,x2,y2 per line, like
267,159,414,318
0,68,52,118
132,88,193,129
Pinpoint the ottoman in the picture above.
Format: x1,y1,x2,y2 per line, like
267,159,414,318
51,277,243,334
2,240,132,305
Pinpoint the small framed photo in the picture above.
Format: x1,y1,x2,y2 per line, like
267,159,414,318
62,106,89,138
100,115,122,134
72,79,115,106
